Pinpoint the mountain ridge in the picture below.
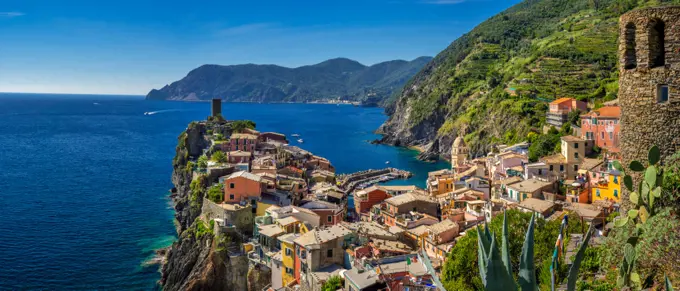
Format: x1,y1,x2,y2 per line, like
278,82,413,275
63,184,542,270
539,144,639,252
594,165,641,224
146,57,432,106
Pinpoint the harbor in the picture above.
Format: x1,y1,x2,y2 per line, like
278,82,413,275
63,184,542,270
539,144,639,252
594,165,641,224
337,167,413,192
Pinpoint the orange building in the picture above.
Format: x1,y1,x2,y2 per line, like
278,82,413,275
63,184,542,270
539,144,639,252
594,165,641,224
223,171,263,204
354,186,391,219
547,98,588,127
581,106,621,153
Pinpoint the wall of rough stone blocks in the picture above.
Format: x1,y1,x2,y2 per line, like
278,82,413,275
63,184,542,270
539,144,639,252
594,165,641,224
619,6,680,167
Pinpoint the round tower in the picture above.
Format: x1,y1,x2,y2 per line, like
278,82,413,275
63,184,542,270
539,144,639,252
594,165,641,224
619,6,680,169
451,136,469,170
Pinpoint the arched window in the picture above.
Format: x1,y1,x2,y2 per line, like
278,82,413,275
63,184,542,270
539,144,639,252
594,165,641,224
649,19,665,68
624,22,637,70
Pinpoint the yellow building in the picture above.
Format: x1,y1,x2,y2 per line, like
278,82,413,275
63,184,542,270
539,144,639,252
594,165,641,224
591,171,622,203
278,233,299,286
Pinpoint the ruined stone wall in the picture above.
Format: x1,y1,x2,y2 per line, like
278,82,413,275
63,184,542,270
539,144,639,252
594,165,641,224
619,6,680,171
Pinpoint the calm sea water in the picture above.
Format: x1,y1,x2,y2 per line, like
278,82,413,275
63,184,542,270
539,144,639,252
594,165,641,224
0,93,448,290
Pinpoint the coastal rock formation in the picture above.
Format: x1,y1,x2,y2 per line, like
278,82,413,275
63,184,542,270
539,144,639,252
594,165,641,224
162,121,250,291
146,57,432,107
377,0,677,160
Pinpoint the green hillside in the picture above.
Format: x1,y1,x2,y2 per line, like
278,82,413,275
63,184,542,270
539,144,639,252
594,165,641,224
380,0,680,158
146,57,432,106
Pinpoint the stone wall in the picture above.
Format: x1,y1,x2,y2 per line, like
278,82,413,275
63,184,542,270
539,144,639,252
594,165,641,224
619,6,680,169
201,198,254,235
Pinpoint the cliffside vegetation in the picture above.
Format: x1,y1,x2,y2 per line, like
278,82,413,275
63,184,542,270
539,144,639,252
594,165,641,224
146,57,432,106
381,0,680,158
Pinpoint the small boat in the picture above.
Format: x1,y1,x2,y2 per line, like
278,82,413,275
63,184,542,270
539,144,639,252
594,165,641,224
297,139,304,143
291,134,300,137
385,161,391,164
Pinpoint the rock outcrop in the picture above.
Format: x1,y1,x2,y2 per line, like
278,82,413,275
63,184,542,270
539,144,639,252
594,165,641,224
161,121,249,291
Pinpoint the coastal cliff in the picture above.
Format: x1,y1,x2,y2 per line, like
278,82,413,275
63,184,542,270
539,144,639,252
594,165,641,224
161,121,251,291
378,0,674,159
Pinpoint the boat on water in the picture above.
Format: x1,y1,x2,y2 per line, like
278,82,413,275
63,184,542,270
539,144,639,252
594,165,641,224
297,139,304,143
291,134,300,137
385,161,390,164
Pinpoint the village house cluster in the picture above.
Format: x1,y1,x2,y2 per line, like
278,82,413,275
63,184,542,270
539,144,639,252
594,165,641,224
190,91,628,291
192,95,628,291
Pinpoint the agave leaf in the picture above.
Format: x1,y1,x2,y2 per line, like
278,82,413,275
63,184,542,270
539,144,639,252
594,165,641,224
630,192,640,205
615,216,629,227
477,228,489,285
624,175,634,192
649,145,660,165
501,211,512,276
519,214,537,291
485,234,517,291
613,160,624,172
639,206,650,223
566,225,594,291
484,222,492,242
628,209,639,219
630,161,645,172
624,243,636,264
653,186,662,198
645,165,657,188
666,275,675,291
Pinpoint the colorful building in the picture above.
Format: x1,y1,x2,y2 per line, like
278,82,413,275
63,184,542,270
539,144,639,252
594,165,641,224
354,186,391,219
223,171,263,204
546,97,588,127
591,170,622,204
382,192,439,226
580,106,621,153
229,133,258,152
279,233,300,286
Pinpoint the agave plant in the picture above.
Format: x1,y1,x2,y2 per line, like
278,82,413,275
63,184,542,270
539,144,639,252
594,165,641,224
477,211,593,291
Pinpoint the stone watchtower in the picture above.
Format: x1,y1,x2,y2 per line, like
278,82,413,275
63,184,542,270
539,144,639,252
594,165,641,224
211,98,222,117
619,6,680,169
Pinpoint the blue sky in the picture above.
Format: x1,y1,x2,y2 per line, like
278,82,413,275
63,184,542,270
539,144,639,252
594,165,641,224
0,0,520,95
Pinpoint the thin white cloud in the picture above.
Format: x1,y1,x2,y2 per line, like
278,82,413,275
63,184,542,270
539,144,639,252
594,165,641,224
216,23,276,36
0,12,25,17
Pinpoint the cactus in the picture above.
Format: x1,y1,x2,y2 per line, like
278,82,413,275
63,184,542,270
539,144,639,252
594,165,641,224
612,145,669,289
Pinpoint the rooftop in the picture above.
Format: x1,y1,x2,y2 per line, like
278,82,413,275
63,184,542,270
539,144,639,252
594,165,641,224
258,224,285,237
582,106,621,118
226,171,263,182
507,178,553,193
550,97,576,105
427,219,458,236
278,233,300,245
518,198,556,213
380,185,419,192
384,192,434,206
294,224,352,247
228,150,251,157
407,225,430,236
341,221,394,238
230,133,258,139
345,268,380,289
561,135,584,142
541,153,566,164
580,158,604,171
277,216,300,226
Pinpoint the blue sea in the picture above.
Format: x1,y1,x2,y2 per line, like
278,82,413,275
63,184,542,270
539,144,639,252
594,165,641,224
0,93,449,290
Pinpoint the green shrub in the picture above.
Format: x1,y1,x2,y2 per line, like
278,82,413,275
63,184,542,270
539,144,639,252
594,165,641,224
321,276,343,291
212,151,227,163
207,184,224,203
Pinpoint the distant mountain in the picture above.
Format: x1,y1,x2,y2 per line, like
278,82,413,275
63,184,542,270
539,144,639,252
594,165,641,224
146,57,432,106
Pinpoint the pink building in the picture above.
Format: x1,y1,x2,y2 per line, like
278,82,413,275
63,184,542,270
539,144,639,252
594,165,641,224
223,171,263,203
229,133,258,152
546,98,588,127
227,150,252,164
580,106,621,153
